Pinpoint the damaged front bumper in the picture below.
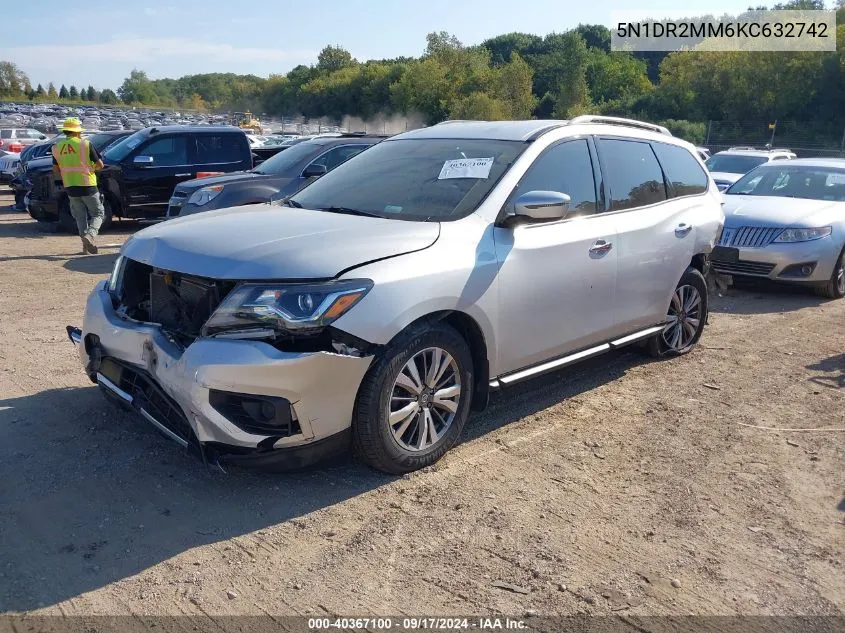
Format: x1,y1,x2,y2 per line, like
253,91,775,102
68,282,375,470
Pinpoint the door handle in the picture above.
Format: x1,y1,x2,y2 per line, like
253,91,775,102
675,223,693,237
589,240,613,255
175,173,192,177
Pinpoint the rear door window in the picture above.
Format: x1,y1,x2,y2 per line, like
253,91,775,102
651,142,708,197
0,130,11,139
195,134,244,164
598,138,668,211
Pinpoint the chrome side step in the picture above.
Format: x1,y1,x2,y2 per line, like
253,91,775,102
498,343,611,386
609,325,664,348
490,324,665,388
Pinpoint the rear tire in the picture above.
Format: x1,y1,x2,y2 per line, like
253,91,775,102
814,247,845,299
648,267,709,358
352,322,474,474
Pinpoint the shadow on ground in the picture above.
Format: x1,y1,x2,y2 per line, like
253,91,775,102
0,349,645,611
806,353,845,391
709,279,828,315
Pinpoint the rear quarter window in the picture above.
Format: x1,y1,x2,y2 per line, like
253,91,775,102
651,142,708,197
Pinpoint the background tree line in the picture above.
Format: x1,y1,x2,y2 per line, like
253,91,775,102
1,1,843,144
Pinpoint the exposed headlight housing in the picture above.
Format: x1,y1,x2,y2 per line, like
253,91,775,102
773,227,832,243
187,185,224,206
202,279,373,337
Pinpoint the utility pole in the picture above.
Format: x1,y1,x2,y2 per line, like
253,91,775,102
705,120,712,146
769,120,777,147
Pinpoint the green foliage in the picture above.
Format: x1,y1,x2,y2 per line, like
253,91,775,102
659,119,707,144
68,85,79,99
0,61,31,97
98,89,118,104
317,46,356,74
58,84,68,99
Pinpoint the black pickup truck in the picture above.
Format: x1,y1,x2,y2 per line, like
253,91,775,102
28,125,252,232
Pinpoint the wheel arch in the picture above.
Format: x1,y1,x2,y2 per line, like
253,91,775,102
389,310,491,412
690,252,710,277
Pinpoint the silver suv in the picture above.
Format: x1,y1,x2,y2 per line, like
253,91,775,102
69,116,724,474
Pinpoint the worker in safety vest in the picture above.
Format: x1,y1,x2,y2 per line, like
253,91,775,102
52,117,105,254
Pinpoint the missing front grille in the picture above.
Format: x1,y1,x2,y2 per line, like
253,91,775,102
149,272,220,339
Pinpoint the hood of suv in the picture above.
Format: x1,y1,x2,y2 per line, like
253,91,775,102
121,204,440,279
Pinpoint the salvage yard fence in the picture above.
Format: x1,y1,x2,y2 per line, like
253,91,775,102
704,120,845,157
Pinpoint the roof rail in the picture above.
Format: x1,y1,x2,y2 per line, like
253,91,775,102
434,120,482,125
727,146,756,151
568,115,671,136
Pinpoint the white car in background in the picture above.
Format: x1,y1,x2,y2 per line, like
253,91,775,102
705,147,797,191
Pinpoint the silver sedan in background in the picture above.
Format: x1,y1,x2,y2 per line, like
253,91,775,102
713,158,845,298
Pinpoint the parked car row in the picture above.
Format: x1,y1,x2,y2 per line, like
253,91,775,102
68,116,728,474
13,125,385,229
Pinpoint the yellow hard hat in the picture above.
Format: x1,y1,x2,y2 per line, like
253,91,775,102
61,117,84,133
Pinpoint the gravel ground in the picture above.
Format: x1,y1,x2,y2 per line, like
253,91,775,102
0,190,843,617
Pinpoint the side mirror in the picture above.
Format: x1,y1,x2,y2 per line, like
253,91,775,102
133,155,154,167
302,163,327,179
511,190,571,223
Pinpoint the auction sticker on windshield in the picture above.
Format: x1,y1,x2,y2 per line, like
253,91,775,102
438,157,494,180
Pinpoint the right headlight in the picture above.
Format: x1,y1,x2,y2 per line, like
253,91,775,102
202,279,373,337
773,227,832,243
187,185,224,206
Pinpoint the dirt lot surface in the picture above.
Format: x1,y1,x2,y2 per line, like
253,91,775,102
0,190,843,618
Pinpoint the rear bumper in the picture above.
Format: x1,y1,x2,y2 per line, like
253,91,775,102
69,283,374,470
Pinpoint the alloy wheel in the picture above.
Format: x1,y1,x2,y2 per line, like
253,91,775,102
836,260,845,295
662,284,703,351
388,347,461,452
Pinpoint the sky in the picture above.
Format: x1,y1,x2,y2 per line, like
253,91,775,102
4,0,769,90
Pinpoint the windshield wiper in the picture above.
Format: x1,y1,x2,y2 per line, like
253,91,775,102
316,206,380,217
280,198,303,208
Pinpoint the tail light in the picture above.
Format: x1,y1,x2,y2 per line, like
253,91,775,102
8,142,24,153
195,171,224,179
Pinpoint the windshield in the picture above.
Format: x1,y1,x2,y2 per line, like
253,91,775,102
102,131,145,162
726,165,845,200
705,154,768,174
252,140,323,175
289,138,525,222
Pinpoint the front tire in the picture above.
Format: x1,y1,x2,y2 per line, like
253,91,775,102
648,267,708,358
353,322,474,474
815,247,845,299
